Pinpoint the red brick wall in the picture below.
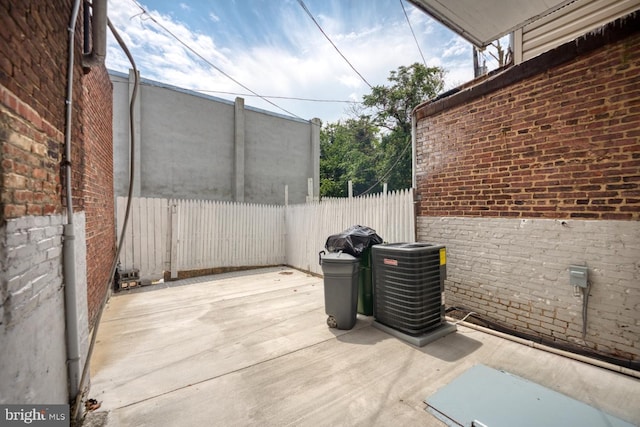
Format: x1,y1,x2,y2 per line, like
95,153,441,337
415,31,640,220
414,17,640,365
0,1,81,219
1,1,115,328
0,88,63,218
0,2,78,132
82,66,115,327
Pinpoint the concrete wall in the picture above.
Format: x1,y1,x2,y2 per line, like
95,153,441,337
111,70,320,205
244,109,318,204
414,14,640,364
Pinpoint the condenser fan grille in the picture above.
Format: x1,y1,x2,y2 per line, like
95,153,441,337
372,243,446,336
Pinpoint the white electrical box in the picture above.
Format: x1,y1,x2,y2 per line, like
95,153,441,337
569,265,588,288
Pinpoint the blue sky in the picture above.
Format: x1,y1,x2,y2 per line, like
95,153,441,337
106,0,497,123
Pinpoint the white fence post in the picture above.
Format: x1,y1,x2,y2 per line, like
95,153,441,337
170,202,179,279
306,178,314,203
116,189,414,279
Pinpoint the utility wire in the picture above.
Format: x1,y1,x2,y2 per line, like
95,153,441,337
71,17,140,422
399,0,427,67
112,80,361,104
357,136,412,197
111,80,361,104
130,0,304,120
194,89,363,104
296,0,372,89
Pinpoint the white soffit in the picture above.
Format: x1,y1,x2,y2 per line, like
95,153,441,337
407,0,578,47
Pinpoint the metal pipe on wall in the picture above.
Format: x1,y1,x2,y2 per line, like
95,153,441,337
447,317,640,380
65,0,108,408
411,109,419,242
64,0,82,403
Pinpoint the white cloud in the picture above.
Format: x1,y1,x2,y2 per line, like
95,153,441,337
442,38,469,58
106,0,475,123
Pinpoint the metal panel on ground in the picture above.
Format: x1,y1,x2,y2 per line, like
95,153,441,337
425,364,635,427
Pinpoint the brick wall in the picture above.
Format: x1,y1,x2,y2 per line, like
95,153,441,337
82,66,115,326
0,213,68,403
0,2,75,132
414,17,640,364
418,217,639,363
0,88,63,218
415,31,640,220
1,1,114,328
1,0,114,402
0,1,85,220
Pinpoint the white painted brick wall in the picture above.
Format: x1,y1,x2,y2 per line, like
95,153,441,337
0,213,88,404
418,216,640,362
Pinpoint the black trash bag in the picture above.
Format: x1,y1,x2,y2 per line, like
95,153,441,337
324,225,383,257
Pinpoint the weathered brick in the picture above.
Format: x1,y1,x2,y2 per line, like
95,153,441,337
7,131,32,151
81,65,115,327
415,29,640,364
26,203,42,216
420,215,640,363
415,31,640,221
13,189,32,203
31,142,46,156
3,204,26,217
4,172,28,189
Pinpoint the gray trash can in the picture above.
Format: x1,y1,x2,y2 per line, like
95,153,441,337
320,251,360,330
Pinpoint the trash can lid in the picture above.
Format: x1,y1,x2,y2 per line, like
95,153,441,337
324,225,383,257
321,251,358,263
372,242,445,252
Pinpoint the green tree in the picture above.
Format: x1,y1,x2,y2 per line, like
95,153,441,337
320,118,379,197
363,63,445,133
363,63,446,191
319,63,446,196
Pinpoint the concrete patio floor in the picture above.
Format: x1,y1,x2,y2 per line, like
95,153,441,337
87,267,640,426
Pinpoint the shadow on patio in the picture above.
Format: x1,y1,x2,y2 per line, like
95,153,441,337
85,267,640,427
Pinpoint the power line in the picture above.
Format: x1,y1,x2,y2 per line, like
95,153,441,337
296,0,372,89
357,136,412,197
112,80,363,104
194,89,363,104
128,0,304,120
399,0,427,67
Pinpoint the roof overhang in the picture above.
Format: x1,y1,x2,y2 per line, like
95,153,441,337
407,0,577,47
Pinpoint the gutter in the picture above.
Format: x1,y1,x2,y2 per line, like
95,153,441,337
64,0,82,403
410,107,419,242
64,0,107,408
411,109,417,190
82,0,107,69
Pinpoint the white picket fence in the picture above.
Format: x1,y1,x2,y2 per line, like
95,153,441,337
116,188,415,280
286,189,415,275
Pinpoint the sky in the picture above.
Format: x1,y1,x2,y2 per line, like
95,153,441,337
105,0,500,124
